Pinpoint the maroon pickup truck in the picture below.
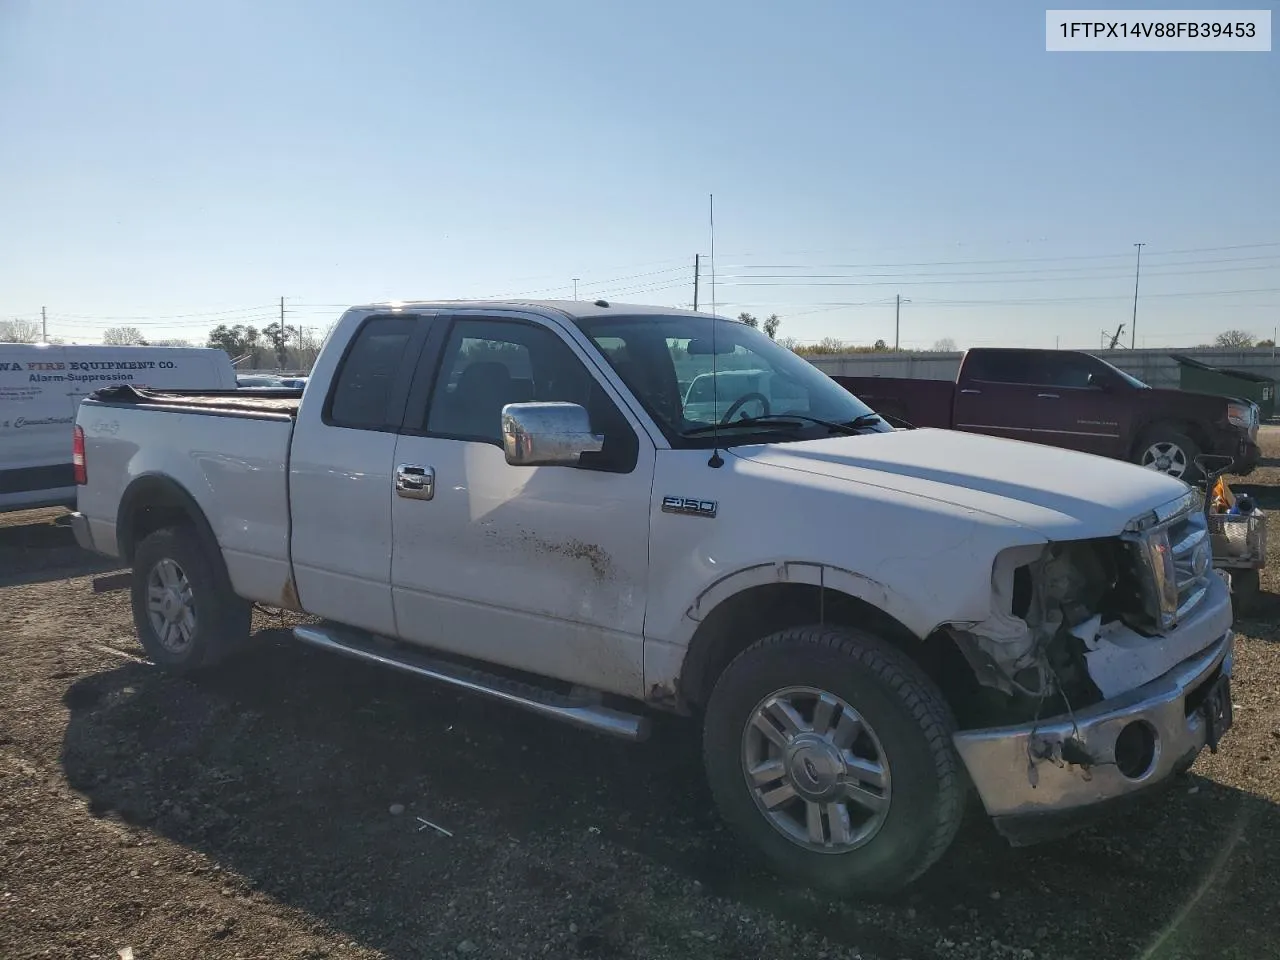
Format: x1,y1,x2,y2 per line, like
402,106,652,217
835,347,1261,483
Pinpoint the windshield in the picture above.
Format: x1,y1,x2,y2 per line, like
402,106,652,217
575,313,890,446
1097,356,1150,389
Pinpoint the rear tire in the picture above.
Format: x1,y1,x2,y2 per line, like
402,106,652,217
1136,426,1203,484
130,526,251,675
702,625,965,897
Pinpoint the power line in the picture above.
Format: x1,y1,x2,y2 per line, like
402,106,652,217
713,239,1280,266
49,304,277,321
711,263,1280,288
715,255,1280,281
46,314,280,329
720,286,1280,309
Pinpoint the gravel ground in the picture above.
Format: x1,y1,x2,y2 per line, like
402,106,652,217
3,437,1280,960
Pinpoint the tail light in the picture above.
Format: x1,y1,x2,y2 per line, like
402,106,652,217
72,425,87,485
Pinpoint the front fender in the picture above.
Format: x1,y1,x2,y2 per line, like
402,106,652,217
684,561,909,631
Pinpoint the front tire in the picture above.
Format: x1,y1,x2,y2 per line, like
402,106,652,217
130,526,251,675
702,625,965,896
1136,427,1203,484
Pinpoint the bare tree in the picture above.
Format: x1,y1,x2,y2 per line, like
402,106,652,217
931,337,957,352
794,337,848,355
148,338,192,347
298,326,324,352
102,325,148,345
1214,329,1256,349
0,319,41,343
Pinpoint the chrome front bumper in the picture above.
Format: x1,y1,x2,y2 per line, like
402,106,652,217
953,629,1233,820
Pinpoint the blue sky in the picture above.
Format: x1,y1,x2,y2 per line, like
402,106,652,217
1,0,1277,349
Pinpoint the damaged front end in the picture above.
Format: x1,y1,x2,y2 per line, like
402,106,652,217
944,491,1236,836
950,489,1219,713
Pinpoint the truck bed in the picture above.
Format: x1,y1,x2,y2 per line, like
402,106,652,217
88,383,303,418
76,384,298,608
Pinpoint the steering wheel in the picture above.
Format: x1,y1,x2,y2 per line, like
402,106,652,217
720,391,771,423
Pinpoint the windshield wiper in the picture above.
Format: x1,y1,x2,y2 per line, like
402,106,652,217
682,413,877,437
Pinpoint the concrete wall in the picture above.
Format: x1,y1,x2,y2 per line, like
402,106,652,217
805,347,1280,390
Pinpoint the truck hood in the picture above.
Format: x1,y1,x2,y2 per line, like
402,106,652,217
1143,385,1235,411
732,427,1194,540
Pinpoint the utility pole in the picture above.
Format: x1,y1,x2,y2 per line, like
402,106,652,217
894,295,911,351
280,296,285,328
41,306,47,343
693,254,700,311
1130,242,1144,350
572,279,580,300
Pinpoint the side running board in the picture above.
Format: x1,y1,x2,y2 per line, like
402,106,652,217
292,625,651,742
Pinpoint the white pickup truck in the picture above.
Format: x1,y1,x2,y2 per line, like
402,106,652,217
70,300,1236,895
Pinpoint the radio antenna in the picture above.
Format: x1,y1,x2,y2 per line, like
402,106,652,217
707,192,723,468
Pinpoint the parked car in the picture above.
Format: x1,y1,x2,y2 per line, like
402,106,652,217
834,347,1261,483
236,374,285,389
0,343,237,513
68,301,1235,894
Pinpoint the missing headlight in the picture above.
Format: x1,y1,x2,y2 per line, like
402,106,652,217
951,539,1127,707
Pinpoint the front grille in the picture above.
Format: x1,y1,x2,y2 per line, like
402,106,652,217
1166,508,1211,619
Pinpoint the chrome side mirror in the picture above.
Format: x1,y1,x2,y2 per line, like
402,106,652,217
501,402,604,467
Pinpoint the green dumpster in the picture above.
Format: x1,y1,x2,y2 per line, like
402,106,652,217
1169,353,1277,420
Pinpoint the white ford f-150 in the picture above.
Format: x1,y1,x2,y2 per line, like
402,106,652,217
70,300,1236,894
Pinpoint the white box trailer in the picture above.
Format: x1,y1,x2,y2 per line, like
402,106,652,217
0,343,237,513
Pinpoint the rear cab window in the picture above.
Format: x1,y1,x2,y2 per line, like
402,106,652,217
323,316,420,431
961,350,1035,385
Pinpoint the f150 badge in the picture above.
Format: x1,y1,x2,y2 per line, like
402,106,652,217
662,496,718,518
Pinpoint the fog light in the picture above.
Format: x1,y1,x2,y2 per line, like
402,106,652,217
1115,720,1158,780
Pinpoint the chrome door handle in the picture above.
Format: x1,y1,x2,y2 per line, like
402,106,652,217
959,388,981,395
1037,392,1060,399
395,464,435,500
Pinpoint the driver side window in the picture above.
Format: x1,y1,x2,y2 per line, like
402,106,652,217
424,318,639,473
1036,355,1100,389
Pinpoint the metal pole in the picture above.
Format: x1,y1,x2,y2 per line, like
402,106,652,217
895,294,900,351
572,279,580,300
41,306,46,343
693,254,700,311
1130,242,1144,350
709,194,716,317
